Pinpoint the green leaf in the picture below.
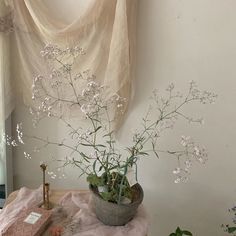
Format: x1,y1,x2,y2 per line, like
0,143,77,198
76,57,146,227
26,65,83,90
86,174,104,186
92,159,97,174
152,142,159,158
169,234,176,236
80,143,106,148
176,227,182,234
138,152,149,156
79,152,90,163
94,126,102,133
228,227,236,233
182,231,192,236
100,191,114,202
78,172,85,178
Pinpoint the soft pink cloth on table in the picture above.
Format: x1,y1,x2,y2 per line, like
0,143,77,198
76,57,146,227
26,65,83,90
56,191,149,236
0,186,43,235
0,187,148,236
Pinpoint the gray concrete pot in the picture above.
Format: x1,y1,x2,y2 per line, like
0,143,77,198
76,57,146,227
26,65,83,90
89,183,144,226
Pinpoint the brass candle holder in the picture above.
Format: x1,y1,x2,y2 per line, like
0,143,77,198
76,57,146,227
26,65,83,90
43,182,53,210
40,163,52,210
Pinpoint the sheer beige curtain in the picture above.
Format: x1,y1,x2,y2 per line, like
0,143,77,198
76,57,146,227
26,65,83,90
6,0,137,128
0,0,13,187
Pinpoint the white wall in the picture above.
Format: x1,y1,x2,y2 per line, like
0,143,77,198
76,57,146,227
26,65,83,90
12,1,236,235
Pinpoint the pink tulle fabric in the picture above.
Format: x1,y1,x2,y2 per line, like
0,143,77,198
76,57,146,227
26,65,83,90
0,187,149,236
0,186,43,235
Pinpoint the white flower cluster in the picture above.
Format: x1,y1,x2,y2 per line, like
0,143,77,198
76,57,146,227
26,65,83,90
30,44,89,125
77,129,93,144
7,44,216,188
2,123,32,160
189,80,217,104
80,81,126,118
31,44,126,128
110,94,127,111
23,151,32,159
2,133,18,147
48,168,67,180
180,136,207,164
40,44,85,60
173,136,208,183
150,81,216,127
80,80,104,117
47,171,57,179
2,123,25,147
16,123,24,144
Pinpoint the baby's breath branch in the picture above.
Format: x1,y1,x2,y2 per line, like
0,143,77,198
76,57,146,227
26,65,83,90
26,135,80,154
4,45,216,204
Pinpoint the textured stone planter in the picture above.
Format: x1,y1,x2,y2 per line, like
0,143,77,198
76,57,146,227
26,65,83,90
89,183,144,226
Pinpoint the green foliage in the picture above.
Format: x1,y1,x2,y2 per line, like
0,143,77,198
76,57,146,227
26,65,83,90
87,172,132,204
222,205,236,235
222,224,236,235
29,45,217,207
227,227,236,234
87,174,105,186
169,227,193,236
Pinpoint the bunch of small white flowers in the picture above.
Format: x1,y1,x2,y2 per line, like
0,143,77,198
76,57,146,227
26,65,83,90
40,43,85,60
2,123,24,147
2,133,18,147
172,136,207,183
2,122,34,160
3,44,217,192
130,81,216,183
30,44,125,128
80,85,126,118
188,80,217,104
16,123,24,144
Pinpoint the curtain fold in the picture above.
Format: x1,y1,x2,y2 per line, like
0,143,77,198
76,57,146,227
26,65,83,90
0,0,12,186
7,0,137,127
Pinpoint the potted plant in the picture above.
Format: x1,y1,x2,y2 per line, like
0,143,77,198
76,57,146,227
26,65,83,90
6,44,217,226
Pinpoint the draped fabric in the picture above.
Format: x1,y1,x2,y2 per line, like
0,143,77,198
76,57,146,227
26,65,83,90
0,0,12,185
0,1,13,119
0,187,148,236
6,0,137,127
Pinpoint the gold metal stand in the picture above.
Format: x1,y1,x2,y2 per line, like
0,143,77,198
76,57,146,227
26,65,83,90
40,163,52,210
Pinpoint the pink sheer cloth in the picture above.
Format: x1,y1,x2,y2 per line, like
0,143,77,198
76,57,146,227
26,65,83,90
0,186,43,235
0,187,149,236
